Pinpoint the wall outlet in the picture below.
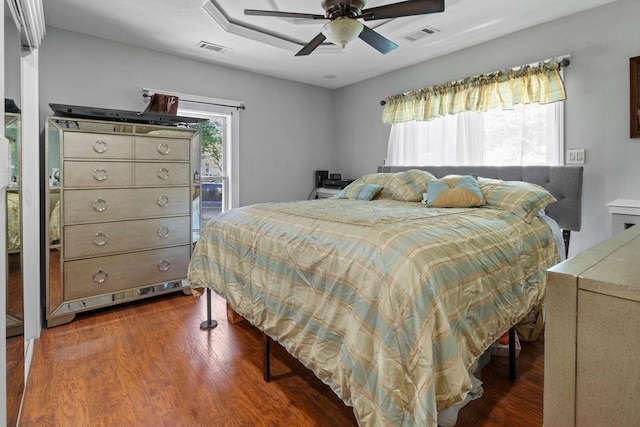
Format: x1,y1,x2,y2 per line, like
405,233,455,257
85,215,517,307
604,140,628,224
566,148,585,165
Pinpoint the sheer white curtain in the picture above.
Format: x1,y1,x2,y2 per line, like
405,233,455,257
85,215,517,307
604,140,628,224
387,111,483,166
386,103,562,166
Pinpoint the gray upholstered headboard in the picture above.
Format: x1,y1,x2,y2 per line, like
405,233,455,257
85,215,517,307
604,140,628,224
377,165,583,232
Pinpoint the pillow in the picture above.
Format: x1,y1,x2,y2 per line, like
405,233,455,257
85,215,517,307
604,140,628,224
479,178,557,223
391,169,437,202
337,183,383,200
426,175,485,208
347,170,436,202
348,173,395,199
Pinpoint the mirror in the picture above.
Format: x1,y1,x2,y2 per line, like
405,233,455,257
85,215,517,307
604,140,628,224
5,112,22,334
5,111,24,426
45,119,61,325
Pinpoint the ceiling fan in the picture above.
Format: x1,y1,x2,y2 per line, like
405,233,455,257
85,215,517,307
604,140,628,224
245,0,445,56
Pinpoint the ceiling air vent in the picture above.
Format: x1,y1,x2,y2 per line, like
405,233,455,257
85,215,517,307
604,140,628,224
402,26,440,42
197,41,231,53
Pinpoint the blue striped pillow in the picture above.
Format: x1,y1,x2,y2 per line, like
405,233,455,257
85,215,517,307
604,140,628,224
337,183,384,200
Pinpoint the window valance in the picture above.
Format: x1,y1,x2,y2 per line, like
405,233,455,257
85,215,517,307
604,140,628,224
382,60,566,125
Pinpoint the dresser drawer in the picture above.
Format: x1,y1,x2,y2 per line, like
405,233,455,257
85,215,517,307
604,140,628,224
135,162,190,186
63,132,133,159
64,187,190,223
63,161,134,187
63,245,191,300
135,136,190,161
63,216,191,259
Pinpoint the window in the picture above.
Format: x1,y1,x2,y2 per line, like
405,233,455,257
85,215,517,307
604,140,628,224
386,101,563,166
382,59,567,167
178,107,238,235
184,114,227,224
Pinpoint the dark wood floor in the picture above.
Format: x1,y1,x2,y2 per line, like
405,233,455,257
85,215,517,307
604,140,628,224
20,292,544,426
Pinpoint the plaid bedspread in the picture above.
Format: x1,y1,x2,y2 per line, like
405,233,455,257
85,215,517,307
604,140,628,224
7,192,20,252
188,198,558,426
6,192,61,252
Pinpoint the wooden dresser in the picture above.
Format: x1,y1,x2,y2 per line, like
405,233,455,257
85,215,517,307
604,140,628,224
544,225,640,426
45,118,200,327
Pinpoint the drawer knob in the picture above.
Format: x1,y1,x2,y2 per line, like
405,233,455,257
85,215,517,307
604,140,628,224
156,168,170,180
157,226,171,238
92,168,108,181
92,232,109,246
91,198,108,212
157,259,171,272
157,143,171,155
92,269,108,284
92,140,108,154
157,195,169,207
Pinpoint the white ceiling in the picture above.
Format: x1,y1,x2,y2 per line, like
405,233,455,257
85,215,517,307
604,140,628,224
41,0,618,89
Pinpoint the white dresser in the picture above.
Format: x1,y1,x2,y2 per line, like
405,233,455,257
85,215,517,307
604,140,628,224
45,118,200,327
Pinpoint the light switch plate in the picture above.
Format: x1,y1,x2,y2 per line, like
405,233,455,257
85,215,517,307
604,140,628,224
566,148,585,165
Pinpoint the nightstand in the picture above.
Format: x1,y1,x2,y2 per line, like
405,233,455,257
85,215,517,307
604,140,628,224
316,187,341,199
607,199,640,234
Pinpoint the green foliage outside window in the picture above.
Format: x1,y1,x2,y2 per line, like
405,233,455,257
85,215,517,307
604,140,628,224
190,120,223,175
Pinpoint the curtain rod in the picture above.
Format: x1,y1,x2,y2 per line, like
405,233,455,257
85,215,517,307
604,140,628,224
379,56,571,106
142,93,246,110
141,88,246,111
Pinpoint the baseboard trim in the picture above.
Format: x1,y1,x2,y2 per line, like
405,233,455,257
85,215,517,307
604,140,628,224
17,337,36,424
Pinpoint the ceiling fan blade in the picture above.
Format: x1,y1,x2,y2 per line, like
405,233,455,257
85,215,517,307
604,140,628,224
358,25,398,55
295,33,327,56
244,9,326,20
361,0,444,21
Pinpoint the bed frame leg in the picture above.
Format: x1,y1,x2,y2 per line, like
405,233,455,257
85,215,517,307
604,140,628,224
263,333,271,382
508,326,516,382
199,288,218,330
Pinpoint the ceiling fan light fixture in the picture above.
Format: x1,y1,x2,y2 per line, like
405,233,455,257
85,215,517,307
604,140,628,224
321,17,364,49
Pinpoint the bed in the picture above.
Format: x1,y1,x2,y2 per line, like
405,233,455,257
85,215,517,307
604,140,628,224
187,165,583,426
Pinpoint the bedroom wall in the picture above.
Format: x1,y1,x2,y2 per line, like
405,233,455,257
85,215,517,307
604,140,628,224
37,27,336,205
332,0,640,257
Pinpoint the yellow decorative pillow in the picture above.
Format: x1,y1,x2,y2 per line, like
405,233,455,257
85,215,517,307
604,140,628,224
426,175,485,208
